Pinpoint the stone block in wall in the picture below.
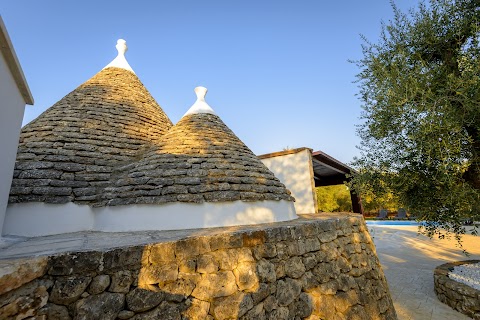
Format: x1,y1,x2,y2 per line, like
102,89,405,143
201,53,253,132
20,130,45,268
74,292,124,320
276,278,302,306
49,276,91,305
48,252,102,276
126,287,163,312
212,292,253,319
138,263,178,286
131,301,181,320
182,298,210,320
0,257,48,296
234,261,259,291
109,270,133,293
37,303,71,320
88,275,111,295
191,271,237,301
196,255,218,274
103,246,145,271
159,273,200,297
0,285,48,320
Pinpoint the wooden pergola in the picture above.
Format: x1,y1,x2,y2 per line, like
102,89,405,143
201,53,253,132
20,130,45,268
311,150,364,215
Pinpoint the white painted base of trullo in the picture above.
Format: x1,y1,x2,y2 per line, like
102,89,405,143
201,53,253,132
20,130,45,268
3,200,297,237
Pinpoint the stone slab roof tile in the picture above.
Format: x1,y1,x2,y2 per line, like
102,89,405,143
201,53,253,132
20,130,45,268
107,112,294,206
9,67,172,205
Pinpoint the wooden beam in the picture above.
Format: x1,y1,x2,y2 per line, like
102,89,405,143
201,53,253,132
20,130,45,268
350,191,364,216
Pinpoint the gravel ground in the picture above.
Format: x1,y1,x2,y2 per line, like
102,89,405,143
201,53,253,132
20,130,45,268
449,262,480,291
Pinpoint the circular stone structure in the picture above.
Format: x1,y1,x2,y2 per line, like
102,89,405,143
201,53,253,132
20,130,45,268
434,260,480,319
4,40,297,237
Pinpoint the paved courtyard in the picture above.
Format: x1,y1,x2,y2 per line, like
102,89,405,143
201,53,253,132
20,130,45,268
370,225,480,320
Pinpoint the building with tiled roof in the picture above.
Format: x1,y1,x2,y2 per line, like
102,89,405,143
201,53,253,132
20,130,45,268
4,40,296,236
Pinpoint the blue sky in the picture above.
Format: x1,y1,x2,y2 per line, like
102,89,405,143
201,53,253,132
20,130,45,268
1,1,420,164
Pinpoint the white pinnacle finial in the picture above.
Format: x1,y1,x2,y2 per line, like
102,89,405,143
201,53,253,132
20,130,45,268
116,39,128,55
103,39,135,74
182,86,217,117
195,86,208,101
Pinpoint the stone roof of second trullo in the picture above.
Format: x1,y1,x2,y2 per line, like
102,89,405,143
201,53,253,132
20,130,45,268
104,87,294,206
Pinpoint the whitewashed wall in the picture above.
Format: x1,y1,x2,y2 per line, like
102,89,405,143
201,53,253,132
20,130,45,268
261,149,318,214
0,53,27,235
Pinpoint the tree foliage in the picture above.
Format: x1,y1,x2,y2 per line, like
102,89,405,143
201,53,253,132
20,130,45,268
351,0,480,239
316,185,352,212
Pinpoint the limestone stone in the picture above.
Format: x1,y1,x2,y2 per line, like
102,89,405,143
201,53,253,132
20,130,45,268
191,271,237,300
335,290,360,313
276,278,301,306
0,257,48,295
182,298,210,320
302,253,317,271
313,294,336,320
312,262,339,284
256,259,276,283
132,301,181,320
234,262,259,291
109,270,133,293
103,247,144,271
158,273,200,297
208,233,243,251
0,286,48,320
242,302,266,320
345,305,369,320
253,243,277,259
321,242,340,261
196,254,218,274
300,271,320,291
267,306,289,320
75,292,125,320
38,303,71,320
212,292,254,319
126,287,163,312
293,292,313,318
88,275,111,295
263,295,278,313
48,252,102,276
284,256,306,279
304,237,321,252
138,263,178,286
178,259,196,274
274,259,286,279
117,310,135,319
49,276,91,305
318,279,339,295
251,283,271,304
212,250,237,271
175,238,210,261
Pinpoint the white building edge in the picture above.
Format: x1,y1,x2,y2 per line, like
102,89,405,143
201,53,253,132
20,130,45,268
0,16,34,238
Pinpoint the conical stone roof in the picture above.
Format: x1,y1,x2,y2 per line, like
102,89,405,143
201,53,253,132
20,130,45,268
9,40,172,205
106,87,294,206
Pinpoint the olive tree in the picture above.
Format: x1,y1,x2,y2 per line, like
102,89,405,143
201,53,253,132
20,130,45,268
351,0,480,240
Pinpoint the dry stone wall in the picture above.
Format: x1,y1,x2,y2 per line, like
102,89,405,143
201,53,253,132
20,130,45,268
0,215,397,320
434,260,480,319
